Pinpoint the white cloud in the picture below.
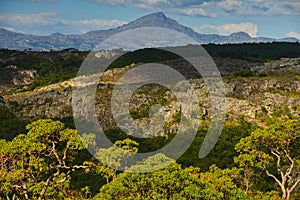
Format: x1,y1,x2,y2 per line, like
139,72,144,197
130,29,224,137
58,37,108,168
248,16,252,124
202,0,242,12
90,0,300,17
0,12,57,26
289,1,300,10
244,1,300,16
285,32,300,39
196,22,258,37
144,0,170,4
201,0,300,16
176,6,216,17
0,12,126,35
90,0,217,17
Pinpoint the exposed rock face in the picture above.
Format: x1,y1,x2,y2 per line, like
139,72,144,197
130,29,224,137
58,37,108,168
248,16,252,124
251,57,300,73
7,88,71,119
4,68,300,137
227,78,300,114
2,56,299,137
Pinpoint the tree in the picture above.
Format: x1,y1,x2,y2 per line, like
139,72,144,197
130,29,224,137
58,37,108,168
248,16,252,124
84,138,139,183
197,165,250,200
235,118,300,200
94,154,205,200
0,119,87,200
94,154,249,200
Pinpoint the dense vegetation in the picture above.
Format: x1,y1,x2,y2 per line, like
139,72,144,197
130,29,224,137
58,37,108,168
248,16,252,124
204,42,300,62
0,116,299,199
108,42,300,70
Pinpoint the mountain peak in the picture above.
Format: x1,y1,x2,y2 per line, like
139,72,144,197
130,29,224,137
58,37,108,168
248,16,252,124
143,12,167,19
114,12,181,32
129,12,169,25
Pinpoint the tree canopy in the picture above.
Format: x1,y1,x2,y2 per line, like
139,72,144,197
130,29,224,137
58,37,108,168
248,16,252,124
0,117,299,199
0,119,87,200
235,118,300,200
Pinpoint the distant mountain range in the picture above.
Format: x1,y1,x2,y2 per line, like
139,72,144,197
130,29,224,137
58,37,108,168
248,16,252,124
0,12,298,50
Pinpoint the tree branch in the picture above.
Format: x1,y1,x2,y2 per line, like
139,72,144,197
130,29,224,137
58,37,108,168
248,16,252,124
284,149,294,178
265,167,282,187
62,141,69,165
271,150,284,181
48,139,63,166
288,177,300,194
38,170,60,200
51,165,87,185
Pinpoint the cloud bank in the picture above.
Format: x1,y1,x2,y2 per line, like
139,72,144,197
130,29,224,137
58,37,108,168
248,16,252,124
91,0,300,17
0,12,126,35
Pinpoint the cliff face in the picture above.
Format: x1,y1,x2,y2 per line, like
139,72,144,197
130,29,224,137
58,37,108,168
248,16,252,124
3,60,299,136
225,79,300,117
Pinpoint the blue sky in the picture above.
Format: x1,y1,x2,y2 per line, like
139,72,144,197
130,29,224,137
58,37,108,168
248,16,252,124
0,0,300,39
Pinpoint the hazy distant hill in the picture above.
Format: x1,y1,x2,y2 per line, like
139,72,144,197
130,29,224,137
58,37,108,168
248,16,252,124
0,12,298,50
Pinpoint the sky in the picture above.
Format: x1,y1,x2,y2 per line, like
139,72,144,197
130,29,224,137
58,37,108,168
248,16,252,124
0,0,300,39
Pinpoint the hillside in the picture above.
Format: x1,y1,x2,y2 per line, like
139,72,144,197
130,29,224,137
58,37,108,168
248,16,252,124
1,43,300,140
1,44,300,199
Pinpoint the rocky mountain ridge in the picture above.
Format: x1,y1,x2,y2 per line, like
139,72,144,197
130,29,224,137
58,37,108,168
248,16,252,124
1,12,298,50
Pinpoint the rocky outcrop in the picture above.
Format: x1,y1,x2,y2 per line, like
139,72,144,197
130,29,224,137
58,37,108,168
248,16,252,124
251,57,300,73
2,57,299,137
4,69,299,137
